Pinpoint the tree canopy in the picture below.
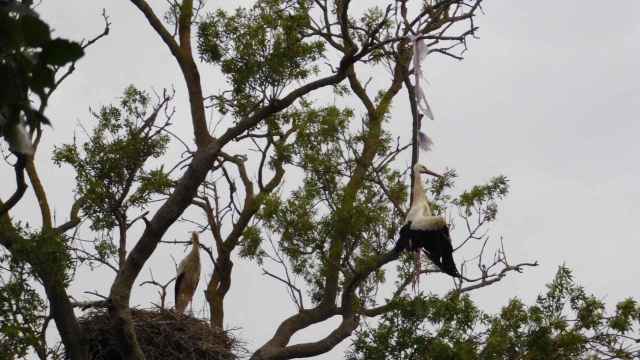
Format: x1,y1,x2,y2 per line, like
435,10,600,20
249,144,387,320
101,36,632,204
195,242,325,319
349,266,640,360
1,1,637,360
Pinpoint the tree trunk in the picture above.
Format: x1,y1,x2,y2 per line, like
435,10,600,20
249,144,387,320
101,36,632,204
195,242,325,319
39,273,88,360
206,252,233,329
404,75,421,208
109,292,145,360
0,214,88,360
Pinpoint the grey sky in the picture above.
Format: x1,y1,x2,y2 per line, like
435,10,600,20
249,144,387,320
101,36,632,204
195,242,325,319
4,1,639,358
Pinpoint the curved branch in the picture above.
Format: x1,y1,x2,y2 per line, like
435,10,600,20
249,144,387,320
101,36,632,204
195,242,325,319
0,156,27,217
128,0,211,147
54,197,83,233
266,315,359,360
25,159,52,229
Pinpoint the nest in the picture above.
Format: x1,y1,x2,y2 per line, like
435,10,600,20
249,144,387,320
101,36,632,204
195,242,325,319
75,308,241,360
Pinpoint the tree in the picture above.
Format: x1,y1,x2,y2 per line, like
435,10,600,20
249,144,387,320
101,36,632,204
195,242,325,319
0,1,107,359
1,1,547,359
348,266,640,360
0,0,85,216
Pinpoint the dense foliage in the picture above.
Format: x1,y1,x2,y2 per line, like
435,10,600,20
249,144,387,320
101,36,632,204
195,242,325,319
53,86,172,232
0,260,46,359
349,267,640,360
4,1,635,360
0,3,84,358
0,1,83,143
198,0,324,116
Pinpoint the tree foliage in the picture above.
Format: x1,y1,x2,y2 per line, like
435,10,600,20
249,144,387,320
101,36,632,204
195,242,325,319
198,0,325,115
0,0,84,139
3,1,631,360
349,266,640,360
0,260,46,359
53,86,172,232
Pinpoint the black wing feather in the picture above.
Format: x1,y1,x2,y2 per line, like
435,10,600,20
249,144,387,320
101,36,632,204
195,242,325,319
395,222,460,277
174,272,185,303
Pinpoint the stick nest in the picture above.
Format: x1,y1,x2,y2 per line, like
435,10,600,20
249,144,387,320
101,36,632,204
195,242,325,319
75,308,242,360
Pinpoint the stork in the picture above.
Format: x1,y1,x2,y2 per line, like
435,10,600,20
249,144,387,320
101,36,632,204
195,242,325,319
174,232,201,314
394,163,460,278
0,110,34,156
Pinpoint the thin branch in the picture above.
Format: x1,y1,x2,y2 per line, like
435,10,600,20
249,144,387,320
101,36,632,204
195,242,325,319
457,261,538,293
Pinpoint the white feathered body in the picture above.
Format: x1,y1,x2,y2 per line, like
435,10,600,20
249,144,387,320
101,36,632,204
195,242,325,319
405,164,441,229
395,164,460,277
175,233,201,314
0,114,34,156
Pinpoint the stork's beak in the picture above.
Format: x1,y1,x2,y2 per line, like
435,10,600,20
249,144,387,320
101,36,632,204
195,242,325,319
421,168,442,178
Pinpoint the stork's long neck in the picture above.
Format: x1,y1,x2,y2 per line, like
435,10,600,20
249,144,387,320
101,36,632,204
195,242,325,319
412,171,433,216
191,235,200,260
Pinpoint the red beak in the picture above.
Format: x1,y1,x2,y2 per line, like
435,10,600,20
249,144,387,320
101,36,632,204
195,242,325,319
421,168,442,178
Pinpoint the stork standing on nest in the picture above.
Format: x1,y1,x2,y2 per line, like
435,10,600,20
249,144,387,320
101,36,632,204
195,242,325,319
394,163,460,278
175,232,201,314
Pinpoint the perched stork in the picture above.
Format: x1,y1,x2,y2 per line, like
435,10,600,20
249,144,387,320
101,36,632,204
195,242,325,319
0,111,34,156
175,232,201,314
394,163,460,278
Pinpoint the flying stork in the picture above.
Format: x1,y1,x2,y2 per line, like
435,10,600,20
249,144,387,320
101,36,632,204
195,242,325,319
175,232,201,314
394,163,460,278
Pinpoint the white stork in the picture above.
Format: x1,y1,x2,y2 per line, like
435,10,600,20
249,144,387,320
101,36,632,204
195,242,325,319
175,232,201,314
394,163,460,278
0,111,34,156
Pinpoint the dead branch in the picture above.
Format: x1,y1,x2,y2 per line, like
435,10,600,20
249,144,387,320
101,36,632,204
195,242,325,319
139,270,177,309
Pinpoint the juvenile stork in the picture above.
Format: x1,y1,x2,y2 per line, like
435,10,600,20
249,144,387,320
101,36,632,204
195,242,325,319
394,163,460,278
175,232,201,314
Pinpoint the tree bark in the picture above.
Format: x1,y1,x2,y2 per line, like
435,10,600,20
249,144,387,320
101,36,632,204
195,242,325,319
205,253,232,329
109,143,221,359
0,214,88,360
250,19,413,358
40,273,89,360
25,159,53,230
404,74,420,208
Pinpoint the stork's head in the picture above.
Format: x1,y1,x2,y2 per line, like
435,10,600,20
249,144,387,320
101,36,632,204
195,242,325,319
413,163,442,178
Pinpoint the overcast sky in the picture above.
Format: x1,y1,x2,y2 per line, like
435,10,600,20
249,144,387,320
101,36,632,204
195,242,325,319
5,1,640,358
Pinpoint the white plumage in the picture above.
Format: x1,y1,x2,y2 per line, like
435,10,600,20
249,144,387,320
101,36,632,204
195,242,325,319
11,122,34,156
174,232,201,314
0,112,34,156
410,214,447,232
395,163,460,278
405,163,440,226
